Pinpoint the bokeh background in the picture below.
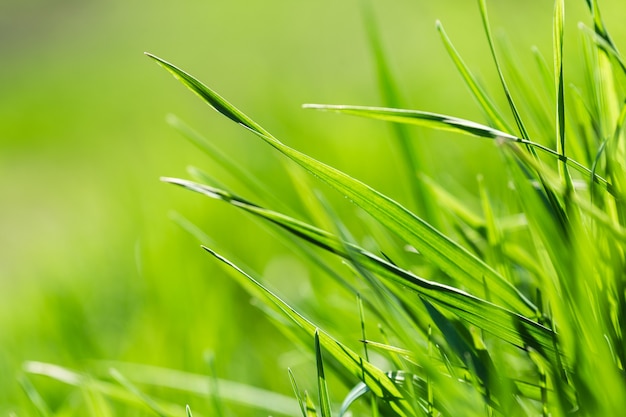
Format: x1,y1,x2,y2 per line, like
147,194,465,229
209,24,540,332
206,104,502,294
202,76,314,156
1,0,624,414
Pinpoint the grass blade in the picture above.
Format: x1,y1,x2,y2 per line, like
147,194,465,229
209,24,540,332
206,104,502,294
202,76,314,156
200,246,414,417
478,0,530,140
315,330,333,417
435,20,512,132
18,375,52,417
305,104,612,195
145,52,536,315
109,368,169,417
163,178,557,361
553,0,571,186
361,0,436,220
288,369,308,417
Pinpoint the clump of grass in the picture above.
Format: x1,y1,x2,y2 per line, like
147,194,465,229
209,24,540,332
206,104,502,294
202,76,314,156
24,0,626,416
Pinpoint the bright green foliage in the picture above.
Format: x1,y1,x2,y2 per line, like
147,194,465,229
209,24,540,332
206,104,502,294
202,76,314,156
21,0,626,416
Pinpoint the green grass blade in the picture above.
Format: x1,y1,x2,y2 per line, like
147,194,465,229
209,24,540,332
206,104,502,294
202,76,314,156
305,104,612,195
584,0,626,75
163,178,557,360
339,383,370,417
553,0,571,186
145,53,535,315
204,352,226,417
591,100,626,199
436,20,512,132
23,362,188,416
145,54,269,137
304,392,318,417
18,375,52,417
478,0,530,140
532,46,556,101
94,362,298,416
186,405,193,417
361,0,437,220
200,246,414,417
167,114,288,212
109,368,169,417
288,369,308,417
315,330,333,417
498,36,554,140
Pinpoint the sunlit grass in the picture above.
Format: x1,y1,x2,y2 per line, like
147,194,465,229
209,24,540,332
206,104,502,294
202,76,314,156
17,0,626,416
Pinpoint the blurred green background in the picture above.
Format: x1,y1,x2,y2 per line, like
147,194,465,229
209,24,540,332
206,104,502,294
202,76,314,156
1,0,624,414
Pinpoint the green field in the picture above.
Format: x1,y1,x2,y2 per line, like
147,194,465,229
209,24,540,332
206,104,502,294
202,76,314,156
3,0,626,415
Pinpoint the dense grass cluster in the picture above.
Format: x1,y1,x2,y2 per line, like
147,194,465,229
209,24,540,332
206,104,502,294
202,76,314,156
20,0,626,416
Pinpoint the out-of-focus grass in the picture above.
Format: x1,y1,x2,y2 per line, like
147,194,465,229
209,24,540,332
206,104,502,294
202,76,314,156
2,0,626,415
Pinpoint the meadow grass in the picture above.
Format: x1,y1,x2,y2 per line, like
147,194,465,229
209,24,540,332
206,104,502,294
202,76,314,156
19,0,626,416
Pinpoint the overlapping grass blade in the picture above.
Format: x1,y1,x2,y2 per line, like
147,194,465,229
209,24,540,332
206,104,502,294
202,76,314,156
304,392,318,417
315,330,333,417
584,0,626,75
145,52,535,315
305,104,613,196
199,246,414,417
163,177,557,361
478,0,529,140
435,21,512,132
553,0,571,186
497,36,553,140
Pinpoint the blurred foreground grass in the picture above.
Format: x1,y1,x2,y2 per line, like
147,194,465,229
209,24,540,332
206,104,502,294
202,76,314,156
2,0,626,414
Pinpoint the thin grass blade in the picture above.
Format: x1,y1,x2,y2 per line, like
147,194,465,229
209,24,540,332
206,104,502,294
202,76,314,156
109,368,169,417
305,104,612,195
478,0,530,140
289,369,308,417
553,0,572,186
361,0,436,220
315,330,333,417
435,21,512,132
18,375,52,417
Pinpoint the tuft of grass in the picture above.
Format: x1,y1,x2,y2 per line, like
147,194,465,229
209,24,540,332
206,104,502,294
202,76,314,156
23,0,626,416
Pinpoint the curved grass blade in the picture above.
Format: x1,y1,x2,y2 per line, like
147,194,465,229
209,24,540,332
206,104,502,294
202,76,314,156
305,104,612,195
145,53,535,316
163,178,557,361
339,382,369,417
436,20,512,133
200,246,414,417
